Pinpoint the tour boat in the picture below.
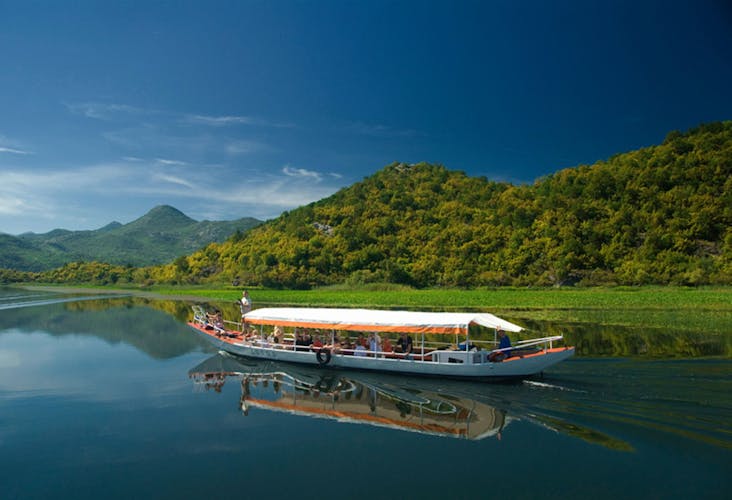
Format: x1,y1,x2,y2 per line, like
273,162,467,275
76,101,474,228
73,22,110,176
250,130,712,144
188,306,574,379
189,353,510,440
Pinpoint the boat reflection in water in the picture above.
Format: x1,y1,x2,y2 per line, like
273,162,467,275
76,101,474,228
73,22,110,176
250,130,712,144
189,353,509,440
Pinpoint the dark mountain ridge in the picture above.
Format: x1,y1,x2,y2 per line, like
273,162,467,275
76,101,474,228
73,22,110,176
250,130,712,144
0,205,262,271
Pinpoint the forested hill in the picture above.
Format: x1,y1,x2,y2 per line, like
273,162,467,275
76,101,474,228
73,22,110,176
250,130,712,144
141,121,731,288
22,121,732,287
0,205,262,271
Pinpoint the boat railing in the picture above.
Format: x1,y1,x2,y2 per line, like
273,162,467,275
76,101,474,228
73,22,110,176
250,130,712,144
192,305,208,324
238,337,434,360
489,335,564,354
191,307,239,331
517,335,563,349
232,330,563,360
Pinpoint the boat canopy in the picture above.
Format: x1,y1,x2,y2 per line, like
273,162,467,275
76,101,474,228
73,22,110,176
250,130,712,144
244,307,523,335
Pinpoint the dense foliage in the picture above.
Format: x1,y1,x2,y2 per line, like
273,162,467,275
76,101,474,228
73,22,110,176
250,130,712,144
145,121,729,288
3,122,730,287
0,205,261,271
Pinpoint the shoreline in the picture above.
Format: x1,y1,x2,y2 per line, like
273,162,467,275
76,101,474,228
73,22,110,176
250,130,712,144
20,285,215,303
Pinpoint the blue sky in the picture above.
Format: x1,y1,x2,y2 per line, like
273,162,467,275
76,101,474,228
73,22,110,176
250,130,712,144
1,0,730,234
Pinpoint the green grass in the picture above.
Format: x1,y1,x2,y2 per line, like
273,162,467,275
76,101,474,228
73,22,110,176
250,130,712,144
144,285,732,340
143,285,732,311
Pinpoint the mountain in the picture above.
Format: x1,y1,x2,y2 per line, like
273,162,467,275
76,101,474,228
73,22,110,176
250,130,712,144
0,205,262,271
146,121,731,288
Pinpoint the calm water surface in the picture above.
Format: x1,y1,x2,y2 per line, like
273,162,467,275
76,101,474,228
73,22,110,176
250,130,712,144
0,289,730,499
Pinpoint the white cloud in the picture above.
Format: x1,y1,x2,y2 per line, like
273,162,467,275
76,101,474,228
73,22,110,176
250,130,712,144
0,156,347,233
65,102,150,120
0,196,32,216
184,114,256,127
226,140,267,155
184,113,294,128
1,100,355,233
282,165,322,181
153,173,196,189
0,147,31,155
64,101,288,164
0,134,33,155
65,102,293,129
155,158,187,166
102,125,268,158
345,121,424,138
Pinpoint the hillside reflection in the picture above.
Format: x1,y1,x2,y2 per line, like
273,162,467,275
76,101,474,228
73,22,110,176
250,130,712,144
0,292,209,359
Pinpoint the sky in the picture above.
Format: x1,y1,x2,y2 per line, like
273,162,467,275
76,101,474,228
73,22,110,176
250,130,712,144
1,0,731,235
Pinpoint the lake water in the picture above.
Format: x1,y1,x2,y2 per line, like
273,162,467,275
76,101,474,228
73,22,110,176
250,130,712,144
1,288,730,499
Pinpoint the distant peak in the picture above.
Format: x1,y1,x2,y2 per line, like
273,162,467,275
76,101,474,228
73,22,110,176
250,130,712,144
148,204,188,216
98,221,123,232
145,205,194,220
127,205,197,229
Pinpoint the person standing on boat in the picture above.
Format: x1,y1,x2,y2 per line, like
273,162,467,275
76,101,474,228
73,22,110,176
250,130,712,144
397,332,413,359
240,290,252,330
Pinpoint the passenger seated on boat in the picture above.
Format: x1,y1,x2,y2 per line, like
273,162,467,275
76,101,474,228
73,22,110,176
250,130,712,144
240,320,253,335
458,341,477,351
311,336,324,349
382,337,393,353
357,333,367,348
273,325,284,344
354,343,367,357
206,310,225,333
341,338,353,353
396,332,413,359
331,335,342,353
489,328,512,362
205,311,216,327
368,333,382,357
295,330,312,349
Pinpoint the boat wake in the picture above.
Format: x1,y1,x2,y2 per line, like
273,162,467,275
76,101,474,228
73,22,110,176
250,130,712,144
0,294,129,311
522,379,587,393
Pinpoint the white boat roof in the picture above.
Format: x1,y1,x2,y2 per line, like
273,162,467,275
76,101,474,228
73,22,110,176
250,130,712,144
244,307,523,335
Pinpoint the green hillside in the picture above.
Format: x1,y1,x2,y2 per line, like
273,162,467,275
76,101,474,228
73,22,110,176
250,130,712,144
0,205,262,271
0,233,73,271
4,122,730,287
148,121,730,288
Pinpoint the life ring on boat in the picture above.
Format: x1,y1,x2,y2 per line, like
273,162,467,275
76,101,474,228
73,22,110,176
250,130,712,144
316,348,332,365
